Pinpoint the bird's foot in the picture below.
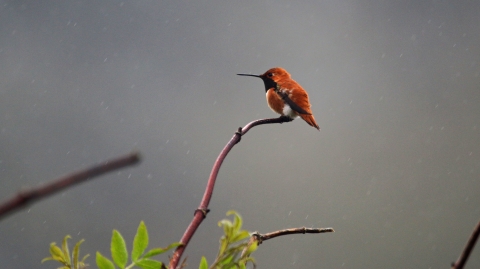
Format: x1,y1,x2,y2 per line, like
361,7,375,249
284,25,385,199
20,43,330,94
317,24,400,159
279,115,293,123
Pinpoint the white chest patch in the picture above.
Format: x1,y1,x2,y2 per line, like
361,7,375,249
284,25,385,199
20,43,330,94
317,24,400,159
283,103,298,119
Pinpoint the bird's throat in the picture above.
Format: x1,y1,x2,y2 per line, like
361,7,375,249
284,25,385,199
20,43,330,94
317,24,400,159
261,77,277,93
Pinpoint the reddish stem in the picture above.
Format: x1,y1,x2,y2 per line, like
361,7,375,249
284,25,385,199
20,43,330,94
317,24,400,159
0,152,140,220
169,117,290,268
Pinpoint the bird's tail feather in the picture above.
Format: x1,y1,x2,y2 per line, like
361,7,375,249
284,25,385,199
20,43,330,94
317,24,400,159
300,114,320,130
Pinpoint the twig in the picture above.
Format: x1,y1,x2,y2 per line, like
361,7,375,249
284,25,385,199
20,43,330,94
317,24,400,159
0,152,141,220
451,220,480,269
254,227,335,243
168,116,291,269
241,227,334,261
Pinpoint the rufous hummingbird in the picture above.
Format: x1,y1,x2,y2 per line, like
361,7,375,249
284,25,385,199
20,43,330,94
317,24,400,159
237,67,320,130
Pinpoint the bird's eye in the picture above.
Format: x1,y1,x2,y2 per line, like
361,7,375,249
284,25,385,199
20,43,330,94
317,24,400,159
267,72,273,77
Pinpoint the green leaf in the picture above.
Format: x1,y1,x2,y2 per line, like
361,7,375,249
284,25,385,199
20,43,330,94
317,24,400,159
218,219,233,240
199,256,208,269
218,237,228,255
240,256,256,268
143,248,165,258
132,221,149,262
218,253,233,266
81,254,90,263
164,242,182,251
241,240,259,259
62,235,72,265
79,253,90,268
230,231,250,243
96,252,116,269
41,257,54,263
135,258,163,269
49,243,67,264
111,230,128,268
227,210,243,235
72,239,85,269
143,242,182,258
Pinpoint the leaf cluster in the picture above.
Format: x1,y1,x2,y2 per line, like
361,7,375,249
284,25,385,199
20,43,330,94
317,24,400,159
96,221,181,269
42,235,89,269
200,211,257,269
43,213,257,269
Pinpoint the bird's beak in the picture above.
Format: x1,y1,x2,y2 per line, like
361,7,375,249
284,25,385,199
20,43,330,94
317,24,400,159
237,73,261,78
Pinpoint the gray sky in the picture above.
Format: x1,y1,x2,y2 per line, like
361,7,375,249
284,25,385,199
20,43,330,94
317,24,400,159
1,1,479,268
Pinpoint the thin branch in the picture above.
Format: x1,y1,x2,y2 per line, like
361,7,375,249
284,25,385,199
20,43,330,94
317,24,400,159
255,227,335,243
169,116,291,269
241,227,334,260
451,220,480,269
0,152,141,220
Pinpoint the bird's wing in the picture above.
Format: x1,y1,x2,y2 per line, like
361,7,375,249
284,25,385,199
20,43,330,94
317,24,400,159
275,86,312,115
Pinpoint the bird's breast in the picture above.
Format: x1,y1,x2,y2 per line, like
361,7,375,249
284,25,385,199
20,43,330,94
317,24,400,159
266,88,298,119
266,88,284,115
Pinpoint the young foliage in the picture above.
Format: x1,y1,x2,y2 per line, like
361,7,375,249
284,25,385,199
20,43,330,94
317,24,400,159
42,235,89,269
111,230,128,268
203,210,257,269
96,221,181,269
199,256,209,269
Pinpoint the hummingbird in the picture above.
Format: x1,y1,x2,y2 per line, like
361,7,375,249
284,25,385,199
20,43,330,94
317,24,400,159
237,67,320,130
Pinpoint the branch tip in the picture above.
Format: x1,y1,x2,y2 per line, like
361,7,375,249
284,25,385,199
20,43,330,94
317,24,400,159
0,151,141,220
130,151,142,163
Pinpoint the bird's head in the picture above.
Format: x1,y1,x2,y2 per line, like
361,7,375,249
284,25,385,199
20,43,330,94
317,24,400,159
237,67,291,92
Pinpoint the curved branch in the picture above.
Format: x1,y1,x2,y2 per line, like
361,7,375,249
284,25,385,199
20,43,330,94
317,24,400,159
169,116,291,269
451,220,480,269
0,152,141,220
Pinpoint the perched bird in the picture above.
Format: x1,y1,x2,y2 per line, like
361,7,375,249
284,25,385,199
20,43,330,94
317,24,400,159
237,67,320,130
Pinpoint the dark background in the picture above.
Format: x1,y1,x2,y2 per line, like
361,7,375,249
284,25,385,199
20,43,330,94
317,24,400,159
1,1,479,268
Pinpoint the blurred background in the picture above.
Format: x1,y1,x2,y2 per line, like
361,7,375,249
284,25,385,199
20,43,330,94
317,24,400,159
1,1,479,268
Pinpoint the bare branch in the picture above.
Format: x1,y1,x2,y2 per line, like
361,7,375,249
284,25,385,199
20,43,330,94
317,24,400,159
451,220,480,269
0,152,141,220
255,227,335,244
168,116,291,269
240,227,334,261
